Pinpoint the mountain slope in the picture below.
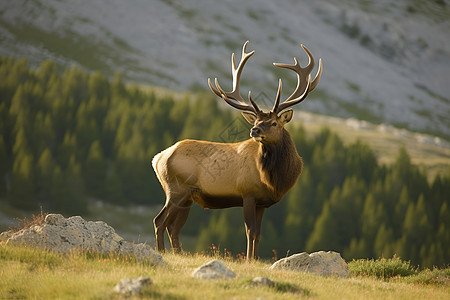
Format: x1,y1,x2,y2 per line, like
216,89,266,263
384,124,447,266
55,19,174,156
1,0,449,138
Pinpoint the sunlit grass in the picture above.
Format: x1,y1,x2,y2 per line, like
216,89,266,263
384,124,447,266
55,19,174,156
0,246,158,299
0,245,448,299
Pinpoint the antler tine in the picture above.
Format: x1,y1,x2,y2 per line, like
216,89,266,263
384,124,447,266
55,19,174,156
272,44,323,113
271,79,283,112
208,41,260,114
215,79,259,112
310,57,323,91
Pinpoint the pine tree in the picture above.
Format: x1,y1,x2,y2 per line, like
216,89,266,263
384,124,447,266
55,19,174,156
284,180,308,253
330,176,366,250
10,123,36,210
361,193,386,256
438,202,449,261
322,132,346,188
104,164,124,204
373,223,394,258
48,165,65,212
64,155,87,214
169,95,191,139
401,194,432,265
430,173,449,230
32,112,55,156
75,102,99,157
10,152,36,210
0,135,8,196
344,238,366,260
88,71,110,103
57,132,78,168
84,140,106,197
36,148,56,203
306,201,339,252
49,162,87,215
36,60,57,89
346,140,377,183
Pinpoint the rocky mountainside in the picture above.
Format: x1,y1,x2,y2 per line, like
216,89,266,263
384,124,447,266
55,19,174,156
1,0,449,138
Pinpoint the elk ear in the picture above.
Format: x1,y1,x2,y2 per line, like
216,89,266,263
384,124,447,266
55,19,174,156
242,112,257,124
278,109,293,125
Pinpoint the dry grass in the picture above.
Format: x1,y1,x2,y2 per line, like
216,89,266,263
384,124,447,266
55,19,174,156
0,246,448,299
8,207,47,233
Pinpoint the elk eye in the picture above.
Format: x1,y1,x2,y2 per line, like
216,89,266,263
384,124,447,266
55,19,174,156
271,122,277,127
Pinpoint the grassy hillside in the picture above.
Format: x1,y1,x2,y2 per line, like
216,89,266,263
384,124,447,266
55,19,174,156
293,111,450,181
0,245,448,299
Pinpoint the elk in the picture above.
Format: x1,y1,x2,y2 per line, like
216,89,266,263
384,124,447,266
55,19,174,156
152,41,322,260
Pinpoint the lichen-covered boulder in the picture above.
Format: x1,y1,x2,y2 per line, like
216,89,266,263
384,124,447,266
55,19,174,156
2,214,164,265
269,251,348,277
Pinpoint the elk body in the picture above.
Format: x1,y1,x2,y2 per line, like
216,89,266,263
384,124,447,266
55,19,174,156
152,41,322,260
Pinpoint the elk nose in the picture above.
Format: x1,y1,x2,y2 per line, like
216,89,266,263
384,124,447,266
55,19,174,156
250,127,261,137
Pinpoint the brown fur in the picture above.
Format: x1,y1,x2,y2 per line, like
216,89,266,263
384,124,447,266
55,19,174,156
152,118,303,260
258,129,303,200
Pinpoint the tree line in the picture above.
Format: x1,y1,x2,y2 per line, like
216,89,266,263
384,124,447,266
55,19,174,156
0,57,448,268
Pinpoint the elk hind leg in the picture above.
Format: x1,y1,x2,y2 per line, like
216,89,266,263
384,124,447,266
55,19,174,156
153,205,169,252
166,202,192,253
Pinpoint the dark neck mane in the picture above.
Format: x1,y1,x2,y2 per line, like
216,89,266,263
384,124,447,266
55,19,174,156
259,130,302,200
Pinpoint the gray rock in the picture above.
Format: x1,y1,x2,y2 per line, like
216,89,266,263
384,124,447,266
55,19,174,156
269,251,348,277
44,213,67,226
2,214,164,265
192,260,236,280
119,242,165,265
113,276,152,296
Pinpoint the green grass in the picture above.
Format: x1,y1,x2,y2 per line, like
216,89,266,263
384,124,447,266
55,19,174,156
1,245,448,299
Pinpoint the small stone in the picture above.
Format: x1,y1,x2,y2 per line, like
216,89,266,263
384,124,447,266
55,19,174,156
192,260,236,280
113,276,152,296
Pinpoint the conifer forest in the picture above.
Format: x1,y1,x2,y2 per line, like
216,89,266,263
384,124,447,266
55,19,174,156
0,57,448,268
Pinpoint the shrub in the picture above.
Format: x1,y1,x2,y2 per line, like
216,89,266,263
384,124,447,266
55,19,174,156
349,257,417,279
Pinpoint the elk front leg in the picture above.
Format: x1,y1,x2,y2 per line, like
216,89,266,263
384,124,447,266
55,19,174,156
253,206,265,259
243,197,258,261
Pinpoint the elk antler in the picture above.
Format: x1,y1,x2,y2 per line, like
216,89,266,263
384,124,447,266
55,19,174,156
208,41,261,115
271,44,323,114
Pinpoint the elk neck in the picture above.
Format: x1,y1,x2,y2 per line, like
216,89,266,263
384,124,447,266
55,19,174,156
257,129,303,201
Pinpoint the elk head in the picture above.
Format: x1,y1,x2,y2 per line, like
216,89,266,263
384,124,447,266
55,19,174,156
208,41,323,144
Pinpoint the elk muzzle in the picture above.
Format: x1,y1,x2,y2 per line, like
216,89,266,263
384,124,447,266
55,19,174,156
250,127,263,142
